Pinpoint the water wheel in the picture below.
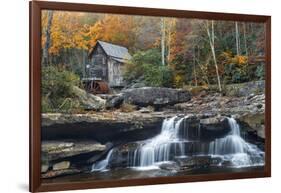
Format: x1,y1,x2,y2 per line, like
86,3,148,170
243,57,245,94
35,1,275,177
88,80,109,94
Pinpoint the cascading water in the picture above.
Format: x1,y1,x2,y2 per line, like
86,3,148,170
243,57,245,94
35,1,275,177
91,116,264,172
209,118,245,155
208,118,264,167
91,149,114,172
131,116,189,167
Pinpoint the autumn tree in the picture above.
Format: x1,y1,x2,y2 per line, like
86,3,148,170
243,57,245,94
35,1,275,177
87,15,137,50
205,20,222,92
41,10,266,87
42,11,53,66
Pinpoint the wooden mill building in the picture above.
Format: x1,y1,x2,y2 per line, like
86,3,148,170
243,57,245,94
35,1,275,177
85,40,132,90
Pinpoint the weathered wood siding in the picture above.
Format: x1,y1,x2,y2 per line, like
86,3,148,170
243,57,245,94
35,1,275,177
108,58,123,87
88,43,125,87
89,45,107,80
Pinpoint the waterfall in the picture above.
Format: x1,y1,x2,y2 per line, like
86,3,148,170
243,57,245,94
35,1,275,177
209,118,245,155
208,117,264,167
131,116,191,167
131,116,264,168
91,149,114,172
228,117,240,136
92,116,264,172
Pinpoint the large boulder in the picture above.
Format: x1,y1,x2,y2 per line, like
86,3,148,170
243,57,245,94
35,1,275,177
237,113,265,139
223,80,265,97
122,87,192,107
72,86,106,111
236,112,265,150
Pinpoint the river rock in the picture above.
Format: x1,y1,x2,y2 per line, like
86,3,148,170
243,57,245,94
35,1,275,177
53,161,71,170
105,94,124,109
158,161,180,171
139,106,154,113
176,156,212,169
122,87,192,107
41,169,81,179
41,164,49,173
200,116,229,128
72,86,106,111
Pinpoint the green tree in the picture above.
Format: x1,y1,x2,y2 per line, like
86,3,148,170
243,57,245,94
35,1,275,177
124,49,173,87
41,66,80,112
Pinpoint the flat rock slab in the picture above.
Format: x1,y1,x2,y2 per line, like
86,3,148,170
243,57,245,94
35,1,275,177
41,112,169,142
42,112,169,126
42,140,106,161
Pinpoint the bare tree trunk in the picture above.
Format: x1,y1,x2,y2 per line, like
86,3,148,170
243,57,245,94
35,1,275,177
166,19,176,64
235,22,241,55
198,54,211,86
161,18,166,66
243,22,248,56
82,50,86,77
206,20,222,92
42,11,54,66
193,46,198,86
167,25,171,64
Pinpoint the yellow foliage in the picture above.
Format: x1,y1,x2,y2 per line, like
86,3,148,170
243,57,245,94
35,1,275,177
220,51,248,66
41,11,137,55
42,11,96,54
173,74,184,88
233,55,248,65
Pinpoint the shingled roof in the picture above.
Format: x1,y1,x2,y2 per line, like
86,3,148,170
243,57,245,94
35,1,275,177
90,40,132,62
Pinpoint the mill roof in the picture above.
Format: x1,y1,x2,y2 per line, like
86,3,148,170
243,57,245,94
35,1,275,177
90,40,132,61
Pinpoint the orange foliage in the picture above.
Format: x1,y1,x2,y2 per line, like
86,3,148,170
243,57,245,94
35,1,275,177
88,15,136,48
220,51,248,66
41,11,136,55
233,55,248,65
42,11,90,55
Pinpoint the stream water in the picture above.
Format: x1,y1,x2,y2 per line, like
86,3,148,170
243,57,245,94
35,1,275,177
91,116,264,173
